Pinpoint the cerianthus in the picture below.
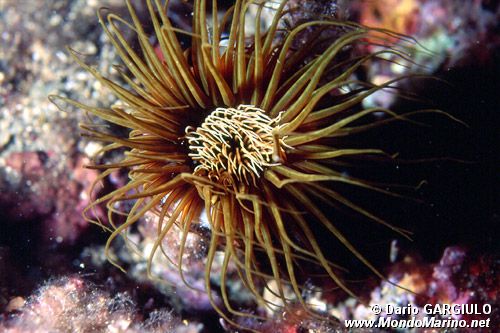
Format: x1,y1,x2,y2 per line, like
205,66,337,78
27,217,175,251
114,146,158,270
51,0,424,328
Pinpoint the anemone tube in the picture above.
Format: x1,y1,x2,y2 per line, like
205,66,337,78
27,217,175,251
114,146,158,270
51,0,422,329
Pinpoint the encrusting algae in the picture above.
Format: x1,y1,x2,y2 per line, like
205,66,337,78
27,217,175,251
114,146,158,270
50,0,443,329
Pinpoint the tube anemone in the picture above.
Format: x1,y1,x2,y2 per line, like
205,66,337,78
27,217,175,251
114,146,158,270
51,0,423,328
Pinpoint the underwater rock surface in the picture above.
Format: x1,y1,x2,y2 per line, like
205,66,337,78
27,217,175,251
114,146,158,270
0,0,498,332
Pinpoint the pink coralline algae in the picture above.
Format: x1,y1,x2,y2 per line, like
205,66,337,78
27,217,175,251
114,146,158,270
427,247,498,324
350,0,500,108
343,246,498,332
0,276,203,333
357,0,500,66
1,151,103,245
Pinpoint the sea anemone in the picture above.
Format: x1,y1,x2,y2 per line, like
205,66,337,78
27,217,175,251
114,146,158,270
51,0,422,327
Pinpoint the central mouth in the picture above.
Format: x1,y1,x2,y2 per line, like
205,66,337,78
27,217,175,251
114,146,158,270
186,105,286,186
